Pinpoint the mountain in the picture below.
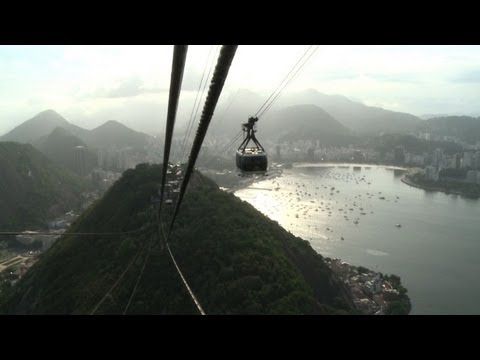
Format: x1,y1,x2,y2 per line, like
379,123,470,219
208,89,265,137
86,120,151,150
34,127,98,175
261,104,354,145
0,110,152,151
0,163,355,314
419,113,454,120
367,133,463,156
0,109,89,144
282,90,422,134
420,112,480,120
422,116,480,144
0,142,87,231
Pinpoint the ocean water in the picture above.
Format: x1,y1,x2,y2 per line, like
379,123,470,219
234,164,480,314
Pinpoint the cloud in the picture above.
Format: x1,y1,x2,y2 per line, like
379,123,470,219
182,67,208,92
314,71,360,81
26,97,44,106
107,77,168,98
364,73,422,84
84,77,168,99
448,70,480,83
306,68,361,81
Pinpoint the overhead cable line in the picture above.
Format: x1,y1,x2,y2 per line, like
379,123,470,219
218,88,241,120
122,235,154,315
257,46,319,118
173,45,213,163
158,45,188,211
159,217,205,315
210,46,318,163
0,227,147,237
122,45,189,315
255,45,318,117
89,206,157,315
178,46,219,163
255,45,315,118
89,237,152,315
215,129,243,157
167,45,238,239
155,43,207,316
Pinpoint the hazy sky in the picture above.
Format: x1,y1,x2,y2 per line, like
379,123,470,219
1,45,480,135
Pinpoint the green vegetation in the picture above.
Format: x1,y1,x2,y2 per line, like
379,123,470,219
367,134,463,156
35,127,97,175
384,274,408,296
423,116,480,144
0,163,355,314
0,142,88,231
357,266,369,274
439,168,468,179
383,274,411,315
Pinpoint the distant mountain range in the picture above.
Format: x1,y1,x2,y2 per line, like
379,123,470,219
419,114,455,120
420,112,480,120
211,89,424,138
0,109,89,144
261,104,355,145
0,110,154,173
2,96,479,163
0,109,152,151
0,142,87,231
281,89,422,135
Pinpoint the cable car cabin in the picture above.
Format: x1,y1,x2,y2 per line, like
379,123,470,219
236,148,268,172
236,116,268,175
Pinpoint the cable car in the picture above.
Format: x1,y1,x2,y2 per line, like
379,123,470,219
236,116,268,175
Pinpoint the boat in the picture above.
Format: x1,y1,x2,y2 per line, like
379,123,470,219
395,224,402,228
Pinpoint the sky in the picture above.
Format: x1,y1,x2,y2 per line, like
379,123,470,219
1,45,480,135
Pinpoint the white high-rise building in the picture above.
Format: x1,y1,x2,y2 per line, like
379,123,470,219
433,148,444,169
462,152,472,168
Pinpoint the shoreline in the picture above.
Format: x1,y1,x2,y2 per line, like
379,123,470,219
325,258,411,315
292,162,408,171
401,173,479,198
198,166,284,194
230,170,283,193
227,168,284,193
